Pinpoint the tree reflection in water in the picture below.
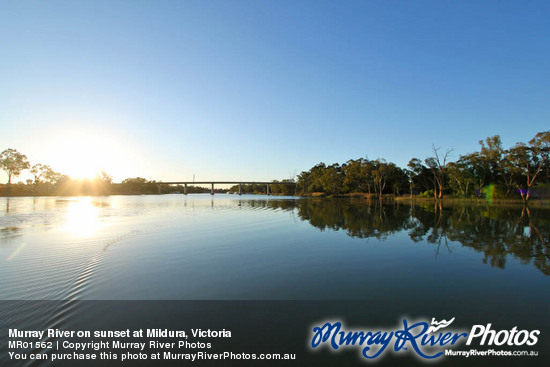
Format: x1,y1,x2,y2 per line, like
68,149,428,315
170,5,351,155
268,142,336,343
248,199,550,276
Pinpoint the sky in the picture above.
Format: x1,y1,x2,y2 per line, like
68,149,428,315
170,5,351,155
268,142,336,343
1,0,549,184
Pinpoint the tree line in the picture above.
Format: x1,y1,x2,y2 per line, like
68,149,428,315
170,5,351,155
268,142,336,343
227,180,296,196
0,148,296,196
0,149,214,196
295,131,550,202
2,130,549,200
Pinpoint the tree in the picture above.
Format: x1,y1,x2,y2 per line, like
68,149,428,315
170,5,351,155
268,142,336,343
270,179,295,195
342,159,362,193
478,135,504,184
425,146,453,199
447,158,476,197
407,158,431,195
342,158,376,194
97,170,113,184
505,131,550,202
319,163,343,195
388,166,408,196
44,169,62,184
372,159,390,198
30,163,55,184
308,163,328,193
459,152,486,195
0,148,30,184
296,170,312,195
529,131,550,184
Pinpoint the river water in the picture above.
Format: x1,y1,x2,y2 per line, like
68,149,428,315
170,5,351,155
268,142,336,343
1,195,549,366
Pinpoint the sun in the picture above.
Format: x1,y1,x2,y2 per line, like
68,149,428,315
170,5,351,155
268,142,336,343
57,139,105,179
48,131,130,181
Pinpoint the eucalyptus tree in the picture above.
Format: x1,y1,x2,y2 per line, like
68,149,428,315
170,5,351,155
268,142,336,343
407,158,431,195
97,170,113,184
30,164,56,184
342,159,362,193
309,162,328,193
320,163,343,195
446,158,477,197
388,165,407,196
505,131,550,202
529,131,550,184
360,159,376,194
372,159,398,198
478,135,505,185
297,163,328,194
0,148,30,184
296,170,312,195
425,146,453,199
342,158,374,194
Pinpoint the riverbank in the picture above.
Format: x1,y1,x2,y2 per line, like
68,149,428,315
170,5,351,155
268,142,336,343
3,185,550,206
298,192,550,206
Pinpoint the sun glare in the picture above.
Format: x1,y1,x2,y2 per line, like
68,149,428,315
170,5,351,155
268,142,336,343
62,198,101,237
48,131,131,181
65,153,101,180
58,139,106,179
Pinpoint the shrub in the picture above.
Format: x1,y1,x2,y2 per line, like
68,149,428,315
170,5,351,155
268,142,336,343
420,189,434,198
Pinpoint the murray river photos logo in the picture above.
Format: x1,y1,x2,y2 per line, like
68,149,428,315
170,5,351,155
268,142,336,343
310,317,540,362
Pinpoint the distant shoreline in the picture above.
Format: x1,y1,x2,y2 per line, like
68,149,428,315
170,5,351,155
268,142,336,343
2,191,549,207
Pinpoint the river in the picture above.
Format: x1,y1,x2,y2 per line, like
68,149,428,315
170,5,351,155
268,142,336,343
1,195,549,366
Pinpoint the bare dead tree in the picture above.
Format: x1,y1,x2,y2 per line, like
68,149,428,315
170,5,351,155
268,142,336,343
425,145,453,199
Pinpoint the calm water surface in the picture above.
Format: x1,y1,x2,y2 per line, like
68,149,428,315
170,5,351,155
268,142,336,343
1,195,549,365
1,195,548,301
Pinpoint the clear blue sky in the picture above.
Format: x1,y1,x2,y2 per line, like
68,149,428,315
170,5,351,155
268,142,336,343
1,0,549,183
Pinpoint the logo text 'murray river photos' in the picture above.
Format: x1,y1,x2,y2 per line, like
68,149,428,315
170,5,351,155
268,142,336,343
310,317,540,360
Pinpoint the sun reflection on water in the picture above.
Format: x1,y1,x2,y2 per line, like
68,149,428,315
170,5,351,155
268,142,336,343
62,198,101,237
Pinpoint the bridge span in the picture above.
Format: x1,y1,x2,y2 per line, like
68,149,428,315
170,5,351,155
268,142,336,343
159,181,296,195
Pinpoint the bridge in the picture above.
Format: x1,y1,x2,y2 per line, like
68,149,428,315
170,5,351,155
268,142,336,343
159,181,296,195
